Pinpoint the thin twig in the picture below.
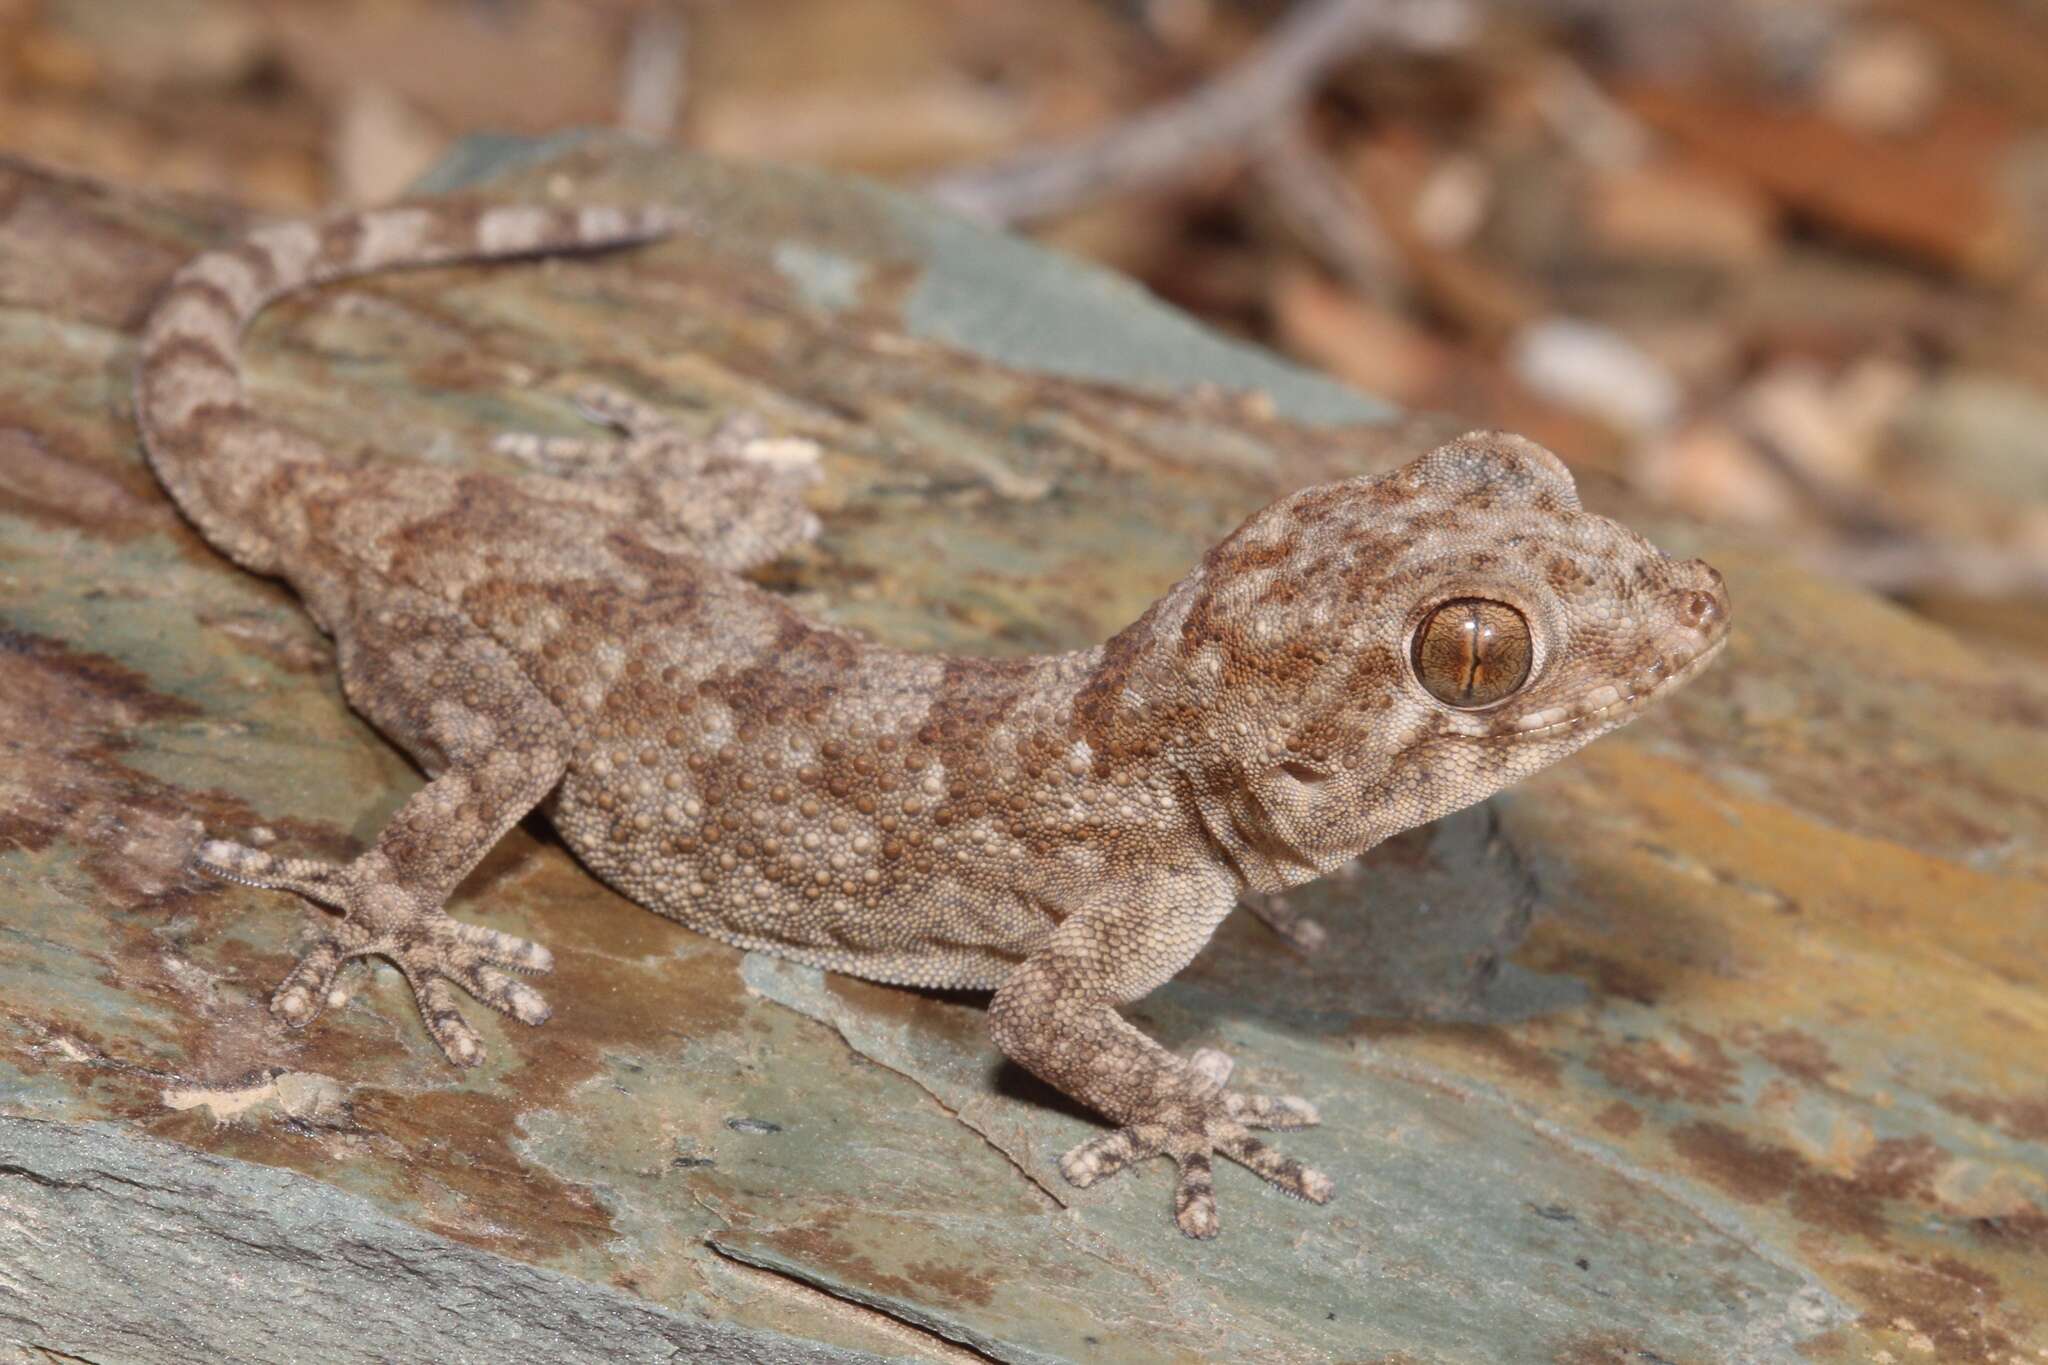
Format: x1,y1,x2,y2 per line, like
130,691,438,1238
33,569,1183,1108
1808,538,2048,599
925,0,1475,226
1253,116,1409,305
1720,402,2048,596
619,2,689,140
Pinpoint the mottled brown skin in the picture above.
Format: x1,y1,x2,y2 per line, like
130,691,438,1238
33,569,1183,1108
135,202,1729,1239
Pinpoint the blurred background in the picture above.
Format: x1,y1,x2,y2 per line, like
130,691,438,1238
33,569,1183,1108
4,0,2045,660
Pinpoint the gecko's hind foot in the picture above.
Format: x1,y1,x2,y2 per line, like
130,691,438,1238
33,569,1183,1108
194,840,554,1068
494,384,821,484
565,381,680,437
1241,892,1328,954
1058,1048,1331,1240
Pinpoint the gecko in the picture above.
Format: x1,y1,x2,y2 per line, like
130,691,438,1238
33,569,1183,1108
134,200,1729,1239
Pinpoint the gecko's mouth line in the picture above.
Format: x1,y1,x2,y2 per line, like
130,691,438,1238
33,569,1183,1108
1506,634,1727,738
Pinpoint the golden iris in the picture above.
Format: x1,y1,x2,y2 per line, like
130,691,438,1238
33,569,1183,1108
1412,599,1532,707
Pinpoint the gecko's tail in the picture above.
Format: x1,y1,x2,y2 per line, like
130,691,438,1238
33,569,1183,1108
134,201,687,576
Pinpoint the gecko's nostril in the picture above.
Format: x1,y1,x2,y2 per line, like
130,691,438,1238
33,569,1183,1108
1676,561,1728,634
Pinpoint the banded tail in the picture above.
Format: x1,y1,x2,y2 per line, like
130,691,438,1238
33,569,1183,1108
134,200,686,575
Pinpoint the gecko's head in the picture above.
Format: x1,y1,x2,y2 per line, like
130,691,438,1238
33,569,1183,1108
1159,431,1728,882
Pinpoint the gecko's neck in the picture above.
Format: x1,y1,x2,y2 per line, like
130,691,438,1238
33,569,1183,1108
1039,570,1366,893
911,631,1201,793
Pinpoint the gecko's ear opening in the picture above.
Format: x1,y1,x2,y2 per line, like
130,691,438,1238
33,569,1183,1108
1412,432,1581,511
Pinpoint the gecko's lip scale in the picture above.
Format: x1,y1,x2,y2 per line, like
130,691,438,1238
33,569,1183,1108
1509,632,1728,737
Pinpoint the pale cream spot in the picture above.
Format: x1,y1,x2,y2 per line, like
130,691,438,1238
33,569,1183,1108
148,293,239,347
246,220,321,281
1512,706,1570,732
148,360,242,427
182,252,264,314
359,207,435,267
1579,683,1623,711
576,204,630,239
480,205,555,254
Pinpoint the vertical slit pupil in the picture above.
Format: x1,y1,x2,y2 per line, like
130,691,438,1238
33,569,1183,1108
1413,598,1532,708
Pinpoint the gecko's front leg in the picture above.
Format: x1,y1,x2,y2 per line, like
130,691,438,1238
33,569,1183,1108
989,889,1331,1238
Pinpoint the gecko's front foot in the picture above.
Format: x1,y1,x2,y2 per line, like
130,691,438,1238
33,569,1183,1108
1060,1048,1331,1239
195,840,554,1067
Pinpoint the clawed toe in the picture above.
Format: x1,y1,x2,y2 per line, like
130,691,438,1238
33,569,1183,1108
492,431,623,472
412,975,485,1066
1188,1047,1235,1088
444,918,554,974
1216,1130,1333,1204
569,382,671,435
1172,1150,1220,1238
1060,1123,1165,1187
195,840,347,908
456,962,553,1026
1222,1090,1320,1129
270,937,348,1026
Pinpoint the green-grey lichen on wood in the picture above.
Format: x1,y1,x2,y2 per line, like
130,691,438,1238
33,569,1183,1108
2,135,2046,1363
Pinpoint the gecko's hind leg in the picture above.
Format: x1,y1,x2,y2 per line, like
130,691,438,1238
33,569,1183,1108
198,586,571,1066
494,382,816,480
490,381,682,475
496,381,823,573
565,381,684,438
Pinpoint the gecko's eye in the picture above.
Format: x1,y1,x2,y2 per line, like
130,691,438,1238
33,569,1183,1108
1412,599,1532,708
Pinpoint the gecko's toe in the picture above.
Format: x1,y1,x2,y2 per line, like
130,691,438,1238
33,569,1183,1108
1217,1128,1334,1203
270,937,347,1027
1285,915,1329,953
1172,1151,1220,1239
194,838,259,875
446,919,554,974
570,382,671,434
194,839,287,887
1222,1090,1320,1129
272,985,316,1026
458,963,554,1026
1060,1123,1165,1187
197,840,349,909
1188,1047,1235,1088
493,430,633,475
413,975,487,1067
1175,1199,1220,1239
